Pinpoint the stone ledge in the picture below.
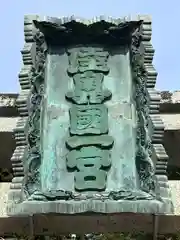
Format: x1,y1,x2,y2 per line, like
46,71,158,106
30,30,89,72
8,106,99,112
160,91,180,103
160,114,180,130
0,94,17,107
1,183,174,217
1,213,180,235
0,182,180,235
7,198,173,216
160,91,180,113
0,183,10,217
168,181,180,215
0,94,18,117
0,117,19,132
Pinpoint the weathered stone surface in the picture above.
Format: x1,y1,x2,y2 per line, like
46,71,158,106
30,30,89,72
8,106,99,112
0,117,18,132
0,183,10,217
0,94,18,117
160,91,180,113
0,94,17,107
169,180,180,215
161,114,180,130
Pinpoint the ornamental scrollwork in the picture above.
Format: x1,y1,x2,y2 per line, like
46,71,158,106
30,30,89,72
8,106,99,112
24,30,47,198
131,24,156,194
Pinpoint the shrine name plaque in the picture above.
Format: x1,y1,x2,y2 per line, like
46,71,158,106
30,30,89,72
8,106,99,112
7,15,173,216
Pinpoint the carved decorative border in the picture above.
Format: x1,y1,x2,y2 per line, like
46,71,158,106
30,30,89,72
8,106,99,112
24,30,47,198
140,19,171,200
129,18,171,200
130,23,156,193
9,15,46,202
8,15,171,204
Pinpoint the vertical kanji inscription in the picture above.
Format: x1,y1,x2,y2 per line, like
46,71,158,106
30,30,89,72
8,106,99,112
66,46,113,192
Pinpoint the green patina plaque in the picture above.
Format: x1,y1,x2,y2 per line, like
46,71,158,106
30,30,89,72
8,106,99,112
69,104,108,135
8,16,173,216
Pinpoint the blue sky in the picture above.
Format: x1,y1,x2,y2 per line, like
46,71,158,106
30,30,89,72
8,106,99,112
0,0,179,92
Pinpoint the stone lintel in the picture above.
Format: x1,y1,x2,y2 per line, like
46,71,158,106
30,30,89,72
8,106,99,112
0,181,180,235
1,211,180,235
